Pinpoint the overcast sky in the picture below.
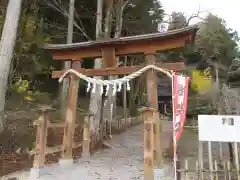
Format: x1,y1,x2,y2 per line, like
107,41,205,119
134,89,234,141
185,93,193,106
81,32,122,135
160,0,240,34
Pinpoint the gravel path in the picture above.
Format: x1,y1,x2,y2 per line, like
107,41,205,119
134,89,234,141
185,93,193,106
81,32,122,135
1,124,174,180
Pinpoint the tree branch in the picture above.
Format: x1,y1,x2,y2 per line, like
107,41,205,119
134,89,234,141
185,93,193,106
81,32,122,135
185,6,210,26
45,0,91,40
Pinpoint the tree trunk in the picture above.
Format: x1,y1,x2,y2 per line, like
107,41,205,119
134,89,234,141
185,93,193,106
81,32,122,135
102,0,114,124
88,0,103,132
103,0,113,38
104,0,129,121
0,0,22,130
114,0,128,38
90,0,128,131
60,0,75,119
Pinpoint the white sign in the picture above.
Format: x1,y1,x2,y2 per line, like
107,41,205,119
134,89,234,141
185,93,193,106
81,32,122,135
198,115,240,142
154,168,165,180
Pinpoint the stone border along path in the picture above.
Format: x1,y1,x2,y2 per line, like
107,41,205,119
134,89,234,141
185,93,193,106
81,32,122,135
1,124,174,180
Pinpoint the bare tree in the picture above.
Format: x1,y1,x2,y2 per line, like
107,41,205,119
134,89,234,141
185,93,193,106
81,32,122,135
45,0,104,132
103,0,129,123
45,0,90,40
113,0,129,120
0,0,22,130
60,0,75,118
163,7,208,31
114,0,129,38
88,0,103,132
89,0,129,133
45,0,92,118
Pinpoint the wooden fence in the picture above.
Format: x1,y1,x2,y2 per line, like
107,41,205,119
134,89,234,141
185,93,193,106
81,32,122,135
177,158,240,180
177,126,240,180
30,107,142,169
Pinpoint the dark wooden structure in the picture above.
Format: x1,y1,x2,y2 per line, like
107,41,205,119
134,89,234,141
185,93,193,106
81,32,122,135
33,25,199,179
158,85,172,114
157,75,172,114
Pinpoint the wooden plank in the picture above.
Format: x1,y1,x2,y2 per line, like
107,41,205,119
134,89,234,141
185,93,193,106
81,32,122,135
227,160,231,180
116,36,189,57
144,118,154,179
215,160,219,180
208,141,214,180
234,142,240,180
48,122,65,128
30,145,62,155
198,141,204,179
50,122,80,128
52,66,136,78
223,161,227,180
185,159,189,180
33,122,80,128
50,34,191,60
30,142,82,155
157,62,186,71
33,112,48,168
46,26,198,51
52,62,185,78
101,47,116,67
82,115,90,157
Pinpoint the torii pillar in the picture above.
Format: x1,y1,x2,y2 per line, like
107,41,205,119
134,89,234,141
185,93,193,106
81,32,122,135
144,52,163,169
139,107,162,180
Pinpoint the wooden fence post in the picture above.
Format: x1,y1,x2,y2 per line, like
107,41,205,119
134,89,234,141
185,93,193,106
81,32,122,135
176,160,181,180
184,159,188,180
82,113,93,157
30,106,51,178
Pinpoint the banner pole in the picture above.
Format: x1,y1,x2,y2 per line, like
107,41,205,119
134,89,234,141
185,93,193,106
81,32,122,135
171,72,177,180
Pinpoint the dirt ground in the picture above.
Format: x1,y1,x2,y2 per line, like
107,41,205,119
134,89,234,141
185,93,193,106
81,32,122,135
0,96,130,177
1,124,175,180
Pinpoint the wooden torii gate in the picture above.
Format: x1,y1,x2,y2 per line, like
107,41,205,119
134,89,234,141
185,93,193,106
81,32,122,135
45,25,198,179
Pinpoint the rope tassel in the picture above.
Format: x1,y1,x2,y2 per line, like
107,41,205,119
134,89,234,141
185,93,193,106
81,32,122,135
92,83,96,93
100,85,104,95
117,83,122,92
113,84,117,96
127,81,130,91
105,84,109,96
87,82,91,92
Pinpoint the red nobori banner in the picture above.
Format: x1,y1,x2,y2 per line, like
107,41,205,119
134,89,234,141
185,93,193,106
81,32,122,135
172,74,189,179
172,74,189,141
